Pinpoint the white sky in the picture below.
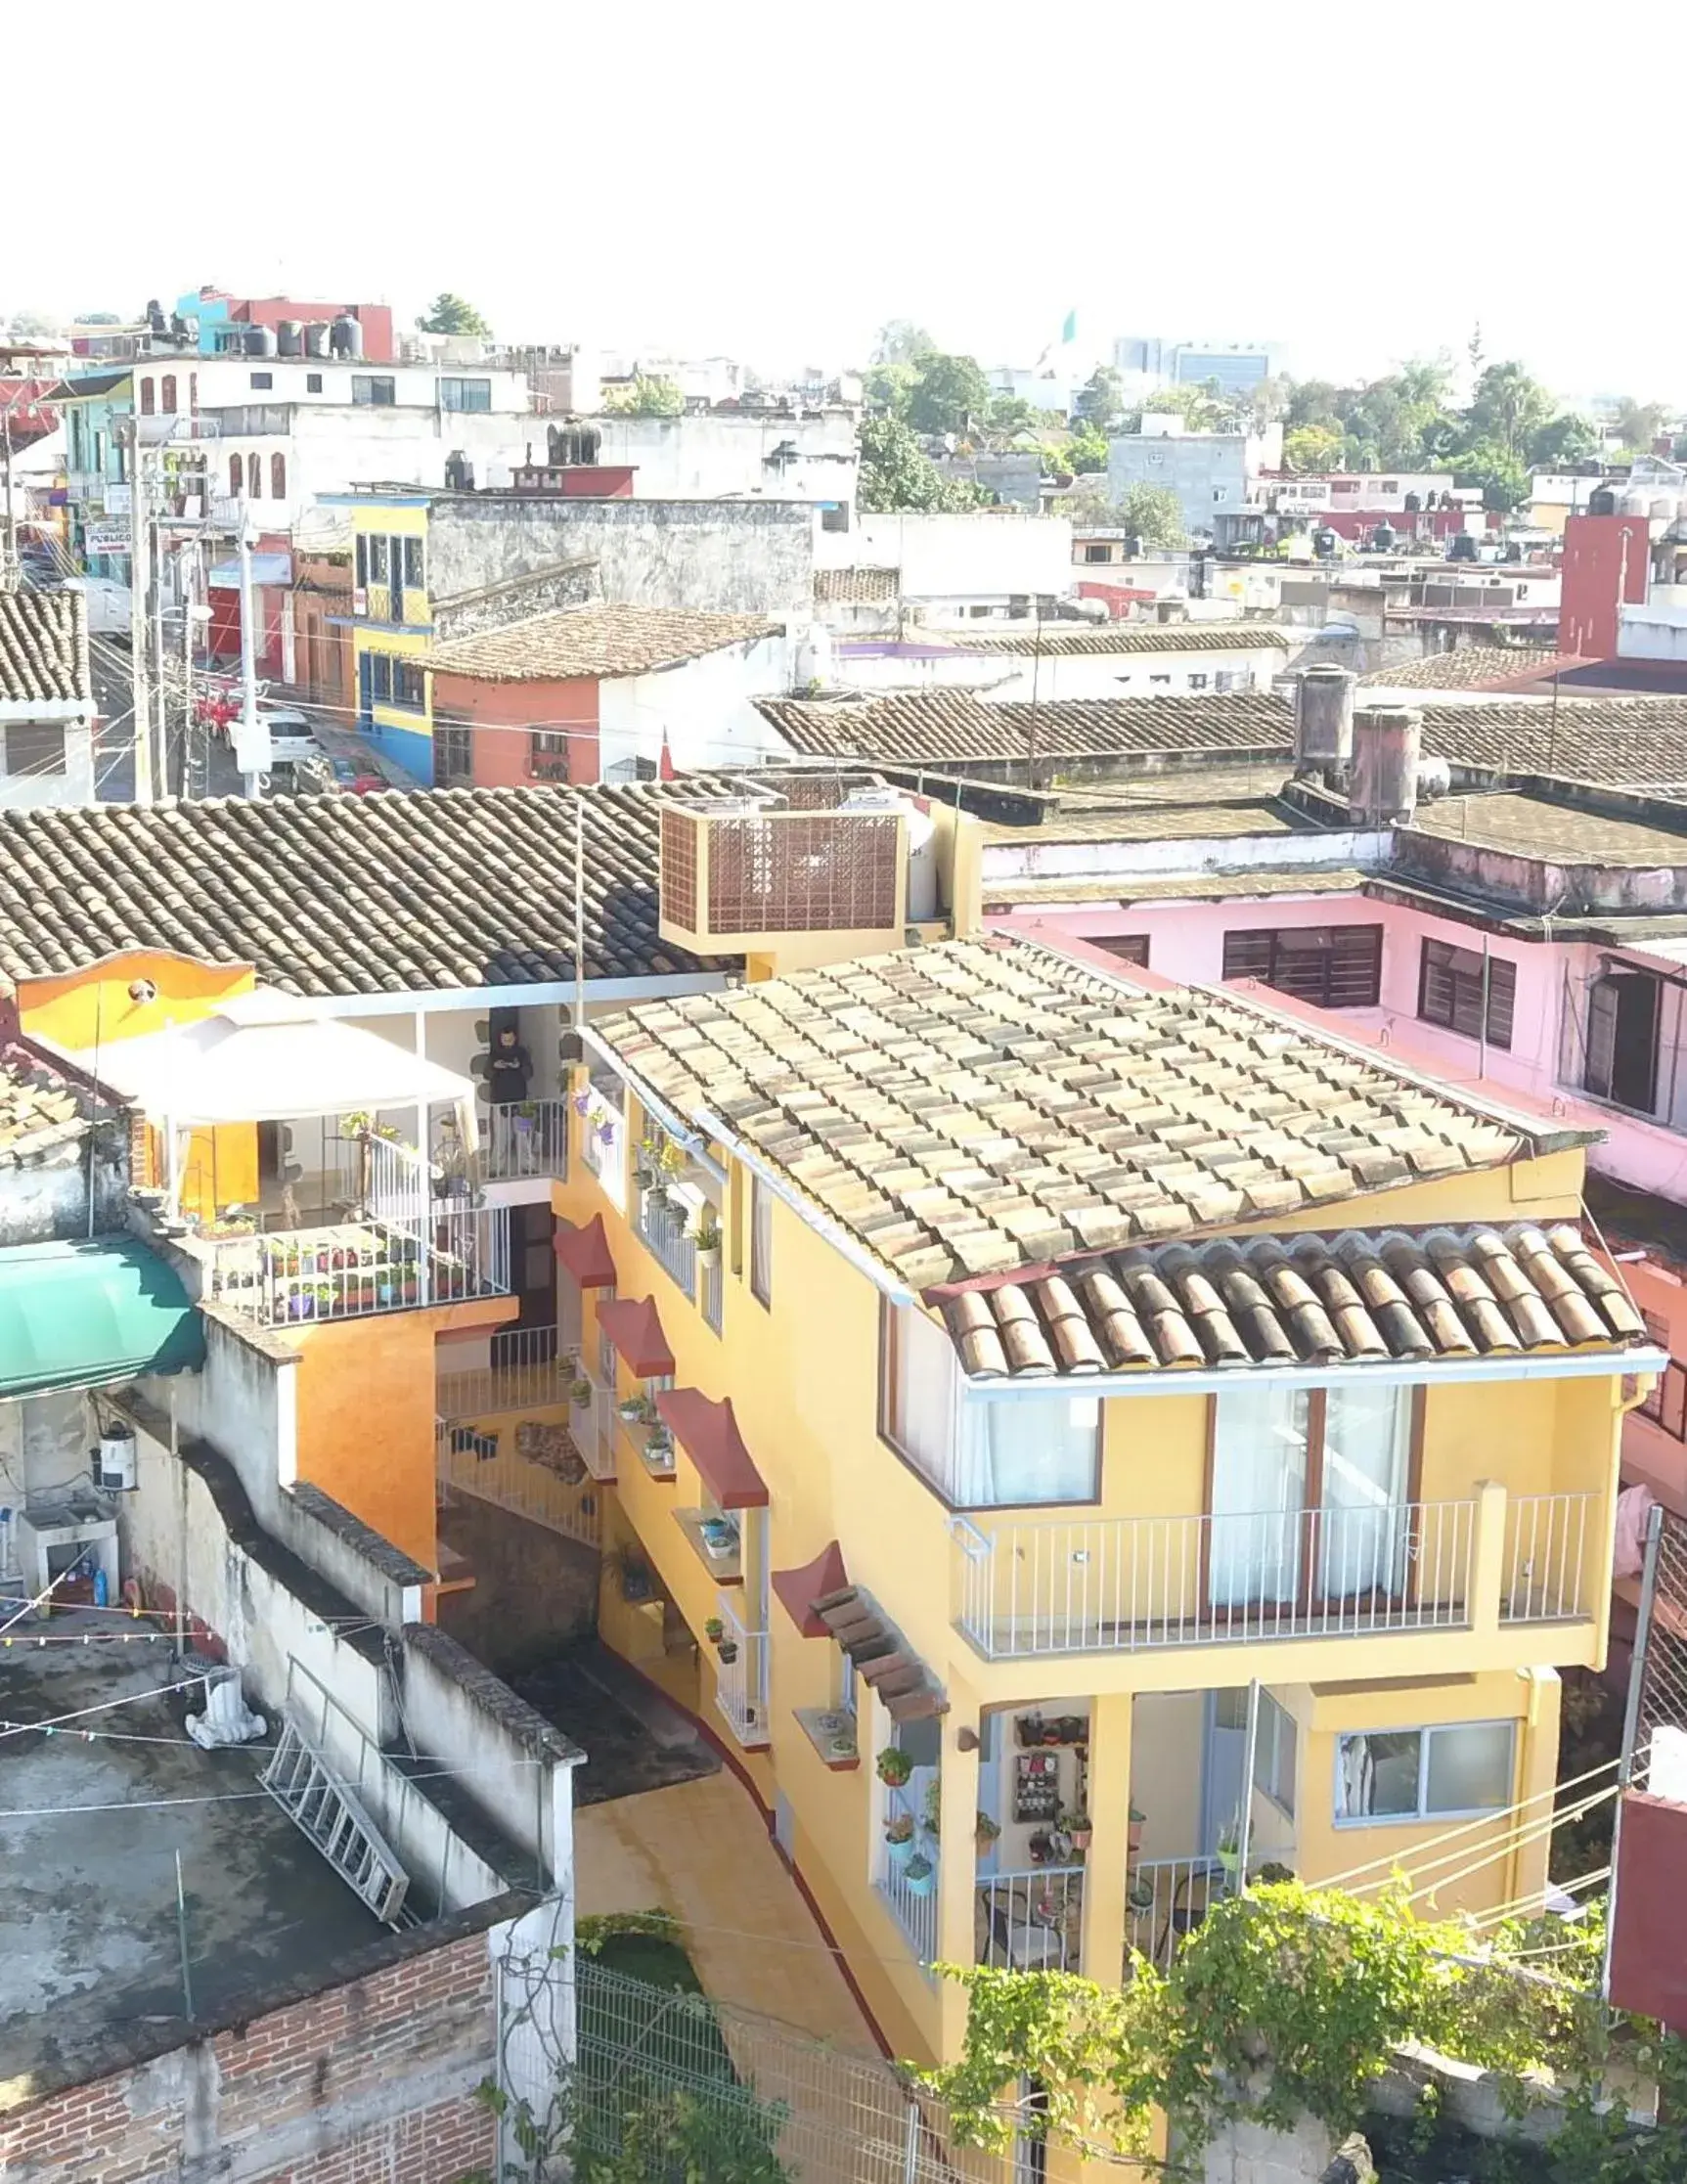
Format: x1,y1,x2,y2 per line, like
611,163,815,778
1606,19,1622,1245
11,1,1680,406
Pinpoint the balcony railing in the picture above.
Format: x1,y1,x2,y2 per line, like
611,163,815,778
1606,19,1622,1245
877,1785,939,1965
951,1499,1479,1661
635,1187,695,1298
435,1324,573,1420
435,1416,600,1549
1128,1855,1227,1974
979,1867,1083,1971
1500,1493,1597,1623
480,1099,569,1182
205,1202,510,1326
701,1252,724,1334
713,1594,769,1750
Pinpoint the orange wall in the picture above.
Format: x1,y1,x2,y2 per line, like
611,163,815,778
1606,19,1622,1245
17,949,256,1050
289,1292,512,1574
431,671,599,786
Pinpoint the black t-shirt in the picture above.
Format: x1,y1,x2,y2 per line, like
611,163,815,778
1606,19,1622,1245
489,1042,532,1103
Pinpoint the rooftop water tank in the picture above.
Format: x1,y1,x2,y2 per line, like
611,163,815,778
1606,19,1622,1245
1350,705,1423,827
245,324,277,358
330,313,363,361
303,321,330,359
1294,665,1355,777
276,320,302,358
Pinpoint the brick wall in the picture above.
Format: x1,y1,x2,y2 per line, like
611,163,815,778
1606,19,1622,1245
0,1910,518,2184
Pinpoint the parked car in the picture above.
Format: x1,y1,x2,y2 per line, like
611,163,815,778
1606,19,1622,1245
327,754,390,794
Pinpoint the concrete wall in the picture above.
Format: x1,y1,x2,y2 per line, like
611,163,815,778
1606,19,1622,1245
970,642,1289,702
0,711,97,809
818,512,1073,602
0,1387,94,1510
0,1123,125,1242
588,409,858,511
598,636,793,778
427,497,816,616
1108,432,1254,535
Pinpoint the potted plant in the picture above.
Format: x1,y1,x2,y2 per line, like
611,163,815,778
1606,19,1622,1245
618,1393,650,1425
1128,1805,1145,1857
612,1546,653,1604
1064,1810,1092,1853
1128,1875,1156,1915
513,1100,537,1136
875,1746,913,1789
717,1635,738,1665
923,1778,942,1837
974,1811,1001,1854
1217,1818,1241,1891
904,1852,936,1898
691,1207,723,1266
595,1115,617,1148
568,1375,594,1407
703,1617,724,1647
827,1727,858,1762
572,1087,594,1120
884,1812,916,1865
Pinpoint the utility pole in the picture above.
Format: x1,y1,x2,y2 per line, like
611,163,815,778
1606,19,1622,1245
125,423,155,806
234,515,266,797
1,406,16,585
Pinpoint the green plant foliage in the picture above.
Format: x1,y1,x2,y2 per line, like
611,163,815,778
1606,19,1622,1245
857,414,986,512
601,373,686,418
419,291,491,336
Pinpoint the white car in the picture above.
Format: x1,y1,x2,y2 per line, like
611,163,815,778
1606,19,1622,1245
257,708,324,764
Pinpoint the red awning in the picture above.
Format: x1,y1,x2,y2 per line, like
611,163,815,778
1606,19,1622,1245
654,1389,767,1509
772,1541,849,1637
555,1214,616,1289
595,1295,674,1379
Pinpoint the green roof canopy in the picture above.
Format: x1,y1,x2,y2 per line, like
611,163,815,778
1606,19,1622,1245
0,1238,203,1401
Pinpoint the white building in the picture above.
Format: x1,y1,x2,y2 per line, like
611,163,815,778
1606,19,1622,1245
1107,422,1283,538
588,407,858,516
814,512,1074,623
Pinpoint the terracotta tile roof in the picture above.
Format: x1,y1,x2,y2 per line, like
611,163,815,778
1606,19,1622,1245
982,866,1371,909
0,776,785,1000
756,690,1294,765
1419,700,1687,787
428,603,779,682
815,567,899,606
0,1044,96,1168
815,1585,946,1722
772,1540,849,1637
941,1222,1648,1379
0,589,90,705
595,935,1575,1290
955,623,1293,658
1360,646,1568,692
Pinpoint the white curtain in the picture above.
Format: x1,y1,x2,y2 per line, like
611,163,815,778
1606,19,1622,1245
887,1304,960,1493
1318,1384,1408,1601
1210,1387,1310,1607
955,1397,1100,1506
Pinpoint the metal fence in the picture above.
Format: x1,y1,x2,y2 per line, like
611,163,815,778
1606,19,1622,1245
877,1785,940,1966
637,1186,697,1298
714,1593,770,1751
482,1098,570,1181
571,1959,1011,2184
1499,1492,1596,1623
1636,1503,1687,1757
978,1867,1082,1971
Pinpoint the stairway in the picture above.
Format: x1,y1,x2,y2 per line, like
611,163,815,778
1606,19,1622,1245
259,1715,411,1924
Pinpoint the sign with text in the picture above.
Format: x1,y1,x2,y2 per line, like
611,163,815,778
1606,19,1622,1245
83,522,130,558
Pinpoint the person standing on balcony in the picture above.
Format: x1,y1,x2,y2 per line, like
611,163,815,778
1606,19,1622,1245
488,1024,532,1106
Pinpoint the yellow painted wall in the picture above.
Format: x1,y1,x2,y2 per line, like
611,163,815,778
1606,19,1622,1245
17,949,255,1048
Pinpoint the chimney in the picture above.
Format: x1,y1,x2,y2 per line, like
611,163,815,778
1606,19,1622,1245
1294,664,1355,780
1350,704,1423,827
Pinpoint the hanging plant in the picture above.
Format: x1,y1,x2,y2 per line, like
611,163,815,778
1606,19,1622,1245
875,1746,913,1788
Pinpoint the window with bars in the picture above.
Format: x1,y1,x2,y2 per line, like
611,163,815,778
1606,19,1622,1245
1091,934,1150,967
434,720,472,785
1221,924,1383,1008
1417,938,1516,1048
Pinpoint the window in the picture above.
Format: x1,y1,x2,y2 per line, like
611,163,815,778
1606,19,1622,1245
370,535,390,583
1254,1692,1297,1818
402,536,424,591
1379,481,1398,495
247,452,262,499
352,374,397,407
249,370,273,390
229,453,244,495
139,379,155,416
1335,1722,1513,1824
1585,968,1661,1114
1091,934,1150,967
159,374,177,414
271,452,287,499
368,651,392,701
189,373,198,412
1417,939,1515,1048
821,503,850,533
1149,672,1172,686
434,720,473,786
439,376,492,413
391,659,425,709
3,722,67,777
306,371,324,393
1084,543,1111,563
1188,672,1209,690
750,1178,773,1307
529,730,569,773
355,533,368,588
1221,924,1383,1008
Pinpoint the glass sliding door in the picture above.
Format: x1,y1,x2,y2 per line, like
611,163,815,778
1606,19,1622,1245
1208,1387,1310,1610
1316,1384,1410,1604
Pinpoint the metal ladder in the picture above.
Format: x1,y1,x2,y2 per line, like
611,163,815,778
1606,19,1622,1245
259,1714,411,1925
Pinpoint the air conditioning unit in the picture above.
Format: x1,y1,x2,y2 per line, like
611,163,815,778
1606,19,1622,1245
97,1428,137,1493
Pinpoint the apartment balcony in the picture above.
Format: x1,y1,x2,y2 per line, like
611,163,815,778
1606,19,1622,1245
950,1489,1599,1666
203,1198,510,1326
634,1185,696,1299
712,1593,769,1750
480,1099,569,1184
877,1784,940,1965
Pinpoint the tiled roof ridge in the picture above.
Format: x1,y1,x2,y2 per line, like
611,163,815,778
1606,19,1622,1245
941,1216,1649,1379
0,587,91,705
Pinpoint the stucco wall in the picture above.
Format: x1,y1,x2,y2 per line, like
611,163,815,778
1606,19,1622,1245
597,638,792,778
427,498,815,616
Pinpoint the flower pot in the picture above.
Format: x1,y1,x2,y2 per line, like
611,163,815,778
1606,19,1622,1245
1218,1850,1240,1890
1128,1818,1144,1857
905,1860,935,1898
886,1833,915,1868
696,1243,722,1269
1071,1827,1092,1852
717,1642,738,1665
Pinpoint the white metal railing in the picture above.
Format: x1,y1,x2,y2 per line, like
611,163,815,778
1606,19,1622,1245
205,1203,510,1327
581,1095,623,1203
435,1325,573,1421
1500,1493,1596,1623
481,1099,570,1181
951,1499,1477,1660
435,1417,601,1549
877,1784,939,1965
979,1868,1083,1971
713,1594,770,1749
1127,1856,1226,1974
636,1188,695,1298
572,1364,619,1483
701,1252,724,1334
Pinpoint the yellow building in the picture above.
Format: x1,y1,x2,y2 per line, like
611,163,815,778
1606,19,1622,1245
550,877,1656,2072
331,492,435,780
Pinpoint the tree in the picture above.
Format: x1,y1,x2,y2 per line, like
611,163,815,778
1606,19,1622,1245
1447,438,1531,513
864,362,919,417
871,319,935,367
906,352,992,438
857,413,985,512
983,393,1037,440
2,306,62,339
1062,421,1111,474
1282,423,1344,476
1393,355,1455,411
1074,367,1127,434
601,373,686,418
418,291,491,336
1466,360,1554,460
1613,396,1668,456
1117,482,1185,546
1528,412,1601,468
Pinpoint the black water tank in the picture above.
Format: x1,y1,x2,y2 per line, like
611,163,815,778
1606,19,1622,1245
1589,487,1618,516
1313,527,1338,559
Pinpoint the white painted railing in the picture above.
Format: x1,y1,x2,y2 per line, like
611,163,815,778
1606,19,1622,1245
979,1867,1083,1971
206,1203,510,1326
700,1252,724,1334
435,1417,601,1548
877,1785,939,1965
1128,1855,1226,1973
636,1187,695,1298
951,1498,1478,1660
712,1593,770,1750
481,1099,570,1181
435,1325,573,1420
1499,1493,1596,1623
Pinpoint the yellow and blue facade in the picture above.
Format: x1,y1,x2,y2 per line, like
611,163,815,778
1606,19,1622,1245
327,493,435,780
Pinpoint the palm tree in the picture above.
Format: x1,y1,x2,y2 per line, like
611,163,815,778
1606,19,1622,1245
1394,356,1453,411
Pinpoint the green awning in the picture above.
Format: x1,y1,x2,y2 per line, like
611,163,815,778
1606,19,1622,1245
0,1237,204,1400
